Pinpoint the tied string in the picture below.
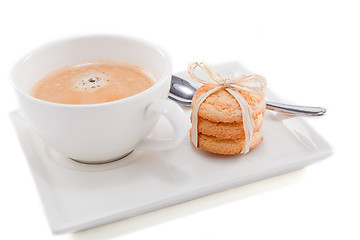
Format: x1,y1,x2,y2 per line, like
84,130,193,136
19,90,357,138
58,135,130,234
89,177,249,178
189,62,266,154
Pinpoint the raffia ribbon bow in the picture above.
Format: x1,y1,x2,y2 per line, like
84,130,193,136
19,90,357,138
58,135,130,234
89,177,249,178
189,62,267,154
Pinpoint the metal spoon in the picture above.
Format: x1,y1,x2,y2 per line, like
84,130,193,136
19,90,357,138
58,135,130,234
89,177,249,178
168,75,326,116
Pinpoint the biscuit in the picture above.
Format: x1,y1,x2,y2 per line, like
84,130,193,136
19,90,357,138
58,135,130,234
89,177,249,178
196,130,263,155
191,84,266,123
197,112,264,139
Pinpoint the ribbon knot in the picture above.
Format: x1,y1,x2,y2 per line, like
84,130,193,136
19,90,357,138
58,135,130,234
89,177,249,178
223,78,231,88
188,62,266,154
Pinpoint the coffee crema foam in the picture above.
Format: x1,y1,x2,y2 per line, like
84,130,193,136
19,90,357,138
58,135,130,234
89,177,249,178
31,60,155,104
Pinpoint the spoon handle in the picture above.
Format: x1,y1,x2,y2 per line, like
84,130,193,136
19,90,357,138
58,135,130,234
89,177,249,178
266,101,326,116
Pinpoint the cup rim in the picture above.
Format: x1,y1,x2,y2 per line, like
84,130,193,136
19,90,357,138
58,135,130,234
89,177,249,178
11,34,172,108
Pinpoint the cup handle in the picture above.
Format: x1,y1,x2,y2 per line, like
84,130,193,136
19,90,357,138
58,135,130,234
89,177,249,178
136,100,190,151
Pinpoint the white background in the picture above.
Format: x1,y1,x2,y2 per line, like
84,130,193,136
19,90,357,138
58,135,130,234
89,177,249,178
0,0,359,239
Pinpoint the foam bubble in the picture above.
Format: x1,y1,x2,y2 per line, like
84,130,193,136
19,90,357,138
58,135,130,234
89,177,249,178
72,74,109,92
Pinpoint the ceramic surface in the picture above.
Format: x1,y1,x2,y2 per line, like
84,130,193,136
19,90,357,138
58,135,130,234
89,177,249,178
10,62,332,234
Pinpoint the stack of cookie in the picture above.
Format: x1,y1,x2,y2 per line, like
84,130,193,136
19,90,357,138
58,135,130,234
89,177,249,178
191,84,265,155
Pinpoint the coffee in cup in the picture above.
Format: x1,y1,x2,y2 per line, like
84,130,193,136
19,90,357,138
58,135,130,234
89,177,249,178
31,59,155,105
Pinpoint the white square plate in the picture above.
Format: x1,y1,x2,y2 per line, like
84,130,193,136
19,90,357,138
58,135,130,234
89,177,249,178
10,62,332,234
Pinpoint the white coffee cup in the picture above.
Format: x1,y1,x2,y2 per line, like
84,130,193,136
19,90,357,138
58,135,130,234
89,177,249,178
11,35,189,164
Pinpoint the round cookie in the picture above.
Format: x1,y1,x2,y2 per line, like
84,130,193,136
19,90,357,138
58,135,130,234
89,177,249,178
191,84,266,123
197,112,264,139
196,130,263,155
